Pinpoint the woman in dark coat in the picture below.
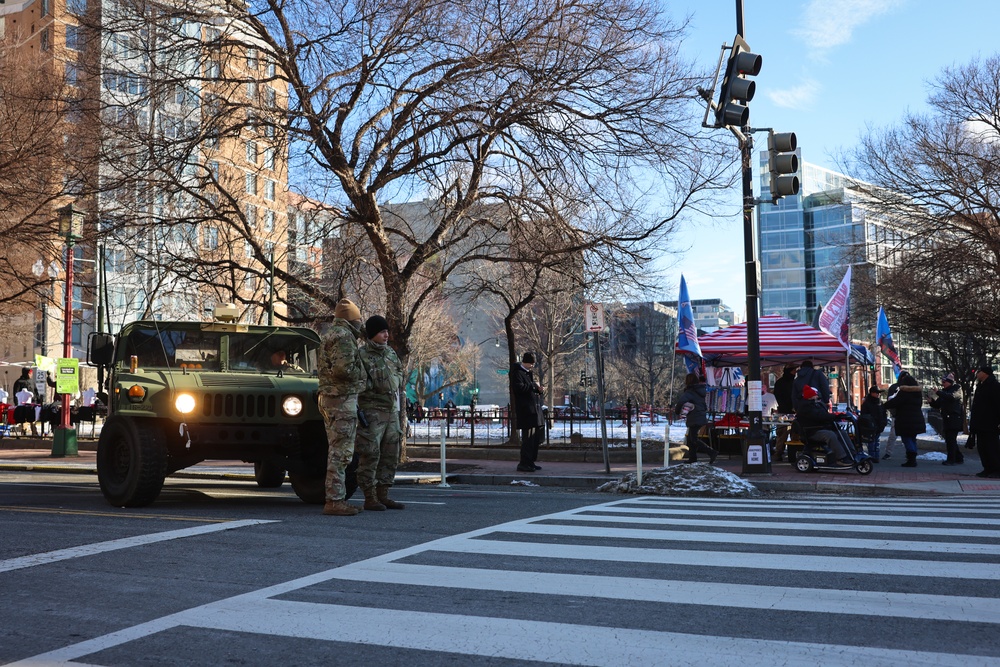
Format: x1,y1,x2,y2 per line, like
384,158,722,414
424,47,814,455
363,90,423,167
885,373,925,467
928,373,964,465
673,373,718,464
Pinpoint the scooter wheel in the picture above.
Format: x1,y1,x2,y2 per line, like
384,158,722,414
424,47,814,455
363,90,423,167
856,459,874,475
795,455,814,473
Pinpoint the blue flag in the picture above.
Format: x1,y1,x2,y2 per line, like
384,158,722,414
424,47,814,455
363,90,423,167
876,307,902,378
676,275,703,373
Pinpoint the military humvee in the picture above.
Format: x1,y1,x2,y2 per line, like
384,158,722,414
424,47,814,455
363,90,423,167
88,304,352,507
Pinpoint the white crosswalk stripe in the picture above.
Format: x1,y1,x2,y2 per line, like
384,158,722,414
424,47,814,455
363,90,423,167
13,496,1000,666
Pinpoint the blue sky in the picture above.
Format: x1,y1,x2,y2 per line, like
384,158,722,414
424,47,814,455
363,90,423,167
656,0,1000,316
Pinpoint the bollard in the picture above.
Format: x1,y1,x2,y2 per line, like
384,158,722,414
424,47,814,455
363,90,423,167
438,421,450,488
664,424,671,467
636,419,643,486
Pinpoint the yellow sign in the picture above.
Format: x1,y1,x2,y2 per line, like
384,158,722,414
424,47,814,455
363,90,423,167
56,358,80,395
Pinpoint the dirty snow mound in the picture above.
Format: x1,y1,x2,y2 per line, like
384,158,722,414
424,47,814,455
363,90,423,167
917,451,948,461
597,463,761,498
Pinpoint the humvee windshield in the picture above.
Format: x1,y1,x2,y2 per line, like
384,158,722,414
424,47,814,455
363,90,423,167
118,325,318,374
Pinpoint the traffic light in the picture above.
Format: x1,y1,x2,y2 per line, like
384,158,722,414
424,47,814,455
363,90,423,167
715,35,761,128
767,131,800,201
579,370,586,387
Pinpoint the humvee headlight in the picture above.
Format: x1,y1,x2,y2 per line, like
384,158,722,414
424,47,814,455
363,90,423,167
282,396,303,417
175,393,197,414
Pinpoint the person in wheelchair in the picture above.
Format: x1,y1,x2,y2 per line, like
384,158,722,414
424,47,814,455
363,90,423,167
794,385,855,465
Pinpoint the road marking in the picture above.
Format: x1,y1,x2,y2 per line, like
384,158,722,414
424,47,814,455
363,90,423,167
331,561,1000,623
584,505,1000,525
0,519,277,574
0,506,234,522
399,501,446,505
16,596,990,667
556,513,1000,538
514,522,1000,555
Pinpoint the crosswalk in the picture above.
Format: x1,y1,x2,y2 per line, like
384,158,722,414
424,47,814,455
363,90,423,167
13,496,1000,666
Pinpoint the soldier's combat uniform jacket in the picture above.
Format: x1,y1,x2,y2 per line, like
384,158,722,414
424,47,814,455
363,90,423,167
355,339,404,490
318,317,366,502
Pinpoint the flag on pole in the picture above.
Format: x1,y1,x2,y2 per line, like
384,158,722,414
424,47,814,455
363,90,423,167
876,306,902,378
676,275,703,373
818,266,852,347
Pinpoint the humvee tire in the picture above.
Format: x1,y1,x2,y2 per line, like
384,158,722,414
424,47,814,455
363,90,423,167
289,452,359,504
254,460,287,488
97,416,168,507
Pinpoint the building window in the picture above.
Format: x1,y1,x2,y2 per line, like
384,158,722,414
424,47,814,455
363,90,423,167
246,47,258,70
205,59,221,79
263,146,275,170
266,60,276,77
246,80,257,100
207,160,219,181
204,226,219,250
264,86,276,108
245,140,257,164
264,209,275,231
245,172,257,195
245,203,257,227
41,0,51,17
65,24,83,51
65,62,80,87
41,27,51,52
245,241,254,258
264,179,275,201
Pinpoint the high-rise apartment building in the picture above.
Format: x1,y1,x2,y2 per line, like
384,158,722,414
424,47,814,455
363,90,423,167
0,0,292,372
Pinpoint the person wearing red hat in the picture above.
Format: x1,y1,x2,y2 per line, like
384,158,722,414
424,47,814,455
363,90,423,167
794,385,854,464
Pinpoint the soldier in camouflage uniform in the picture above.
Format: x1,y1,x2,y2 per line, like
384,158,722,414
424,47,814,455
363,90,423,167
356,315,406,511
318,299,367,516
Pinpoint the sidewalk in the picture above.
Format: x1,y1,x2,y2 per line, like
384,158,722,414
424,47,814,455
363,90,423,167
2,436,997,496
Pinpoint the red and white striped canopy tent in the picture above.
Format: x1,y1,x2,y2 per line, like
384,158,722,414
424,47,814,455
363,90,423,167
687,315,851,368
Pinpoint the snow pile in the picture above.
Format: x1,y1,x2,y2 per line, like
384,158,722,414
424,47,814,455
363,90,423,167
917,450,948,462
597,463,762,498
510,479,540,487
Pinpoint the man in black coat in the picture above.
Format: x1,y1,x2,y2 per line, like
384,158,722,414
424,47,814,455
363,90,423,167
970,366,1000,478
792,360,830,412
511,352,545,473
772,365,796,461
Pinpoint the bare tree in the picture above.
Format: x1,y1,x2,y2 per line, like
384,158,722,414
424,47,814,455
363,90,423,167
89,0,732,375
848,54,1000,373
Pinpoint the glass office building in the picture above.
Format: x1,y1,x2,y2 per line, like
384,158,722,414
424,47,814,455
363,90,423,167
757,152,868,324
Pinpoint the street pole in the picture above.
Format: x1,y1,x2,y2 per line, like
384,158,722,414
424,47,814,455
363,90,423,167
53,203,83,458
736,2,769,474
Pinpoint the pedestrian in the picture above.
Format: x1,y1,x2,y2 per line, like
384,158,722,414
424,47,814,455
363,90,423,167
511,352,544,472
928,373,964,466
859,385,887,461
772,365,796,462
795,385,855,464
883,371,921,460
673,372,718,464
969,365,1000,479
318,298,367,516
12,368,35,404
885,372,925,467
355,315,406,511
791,360,830,412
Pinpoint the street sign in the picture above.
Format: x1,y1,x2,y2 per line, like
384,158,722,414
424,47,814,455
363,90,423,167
495,369,509,375
585,303,605,332
56,358,80,395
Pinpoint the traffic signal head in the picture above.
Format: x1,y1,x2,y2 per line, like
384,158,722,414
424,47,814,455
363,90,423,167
716,35,761,128
767,131,800,201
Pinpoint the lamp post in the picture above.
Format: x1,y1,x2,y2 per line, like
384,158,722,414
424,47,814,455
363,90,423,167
52,202,85,458
471,336,500,399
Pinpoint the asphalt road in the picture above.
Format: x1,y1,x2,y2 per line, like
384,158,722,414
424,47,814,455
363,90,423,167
2,472,1000,666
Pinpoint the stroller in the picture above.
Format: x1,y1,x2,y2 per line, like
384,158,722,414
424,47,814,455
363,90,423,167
793,412,874,475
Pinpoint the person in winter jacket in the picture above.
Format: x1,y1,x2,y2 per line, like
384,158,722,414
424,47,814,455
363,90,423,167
673,373,718,464
794,385,854,464
859,386,888,461
928,373,964,466
792,361,830,412
970,366,1000,478
771,365,796,462
511,352,545,472
355,315,406,511
885,372,925,467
